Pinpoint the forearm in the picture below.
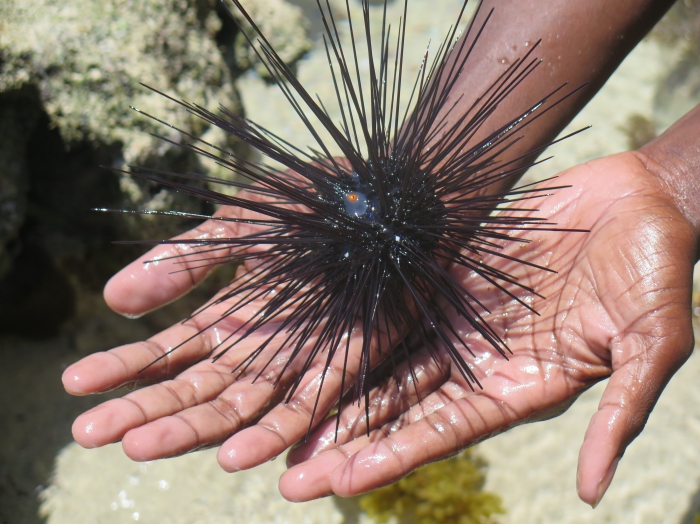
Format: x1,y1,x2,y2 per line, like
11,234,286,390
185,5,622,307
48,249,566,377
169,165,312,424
638,103,700,260
447,0,675,184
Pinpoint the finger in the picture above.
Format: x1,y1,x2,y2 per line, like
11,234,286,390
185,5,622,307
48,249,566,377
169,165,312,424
216,325,372,472
120,368,290,460
70,340,279,452
286,347,450,467
104,211,240,317
66,310,292,448
121,328,364,461
62,317,213,396
576,322,693,507
279,392,514,501
65,272,280,397
77,316,353,458
281,446,352,501
69,354,235,448
217,311,421,472
216,359,353,472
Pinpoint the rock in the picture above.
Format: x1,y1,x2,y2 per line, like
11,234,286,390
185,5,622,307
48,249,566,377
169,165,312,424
0,0,247,337
0,0,314,291
231,0,312,78
0,0,247,212
0,86,41,280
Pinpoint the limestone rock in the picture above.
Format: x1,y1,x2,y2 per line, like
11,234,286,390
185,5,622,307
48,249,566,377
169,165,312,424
0,0,247,335
0,0,239,171
232,0,313,78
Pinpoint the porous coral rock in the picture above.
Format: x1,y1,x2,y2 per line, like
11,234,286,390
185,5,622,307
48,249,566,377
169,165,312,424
0,0,243,336
232,0,312,78
0,0,241,200
0,0,313,281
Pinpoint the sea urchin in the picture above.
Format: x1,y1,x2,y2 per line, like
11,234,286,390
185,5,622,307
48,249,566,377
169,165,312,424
105,0,584,439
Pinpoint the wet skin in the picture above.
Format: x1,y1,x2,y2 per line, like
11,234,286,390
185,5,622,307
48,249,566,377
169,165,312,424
64,138,699,507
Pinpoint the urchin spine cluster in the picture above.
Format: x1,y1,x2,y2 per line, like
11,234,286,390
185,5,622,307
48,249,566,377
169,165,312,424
107,0,584,437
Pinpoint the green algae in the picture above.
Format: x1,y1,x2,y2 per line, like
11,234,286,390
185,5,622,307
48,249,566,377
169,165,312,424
358,448,505,524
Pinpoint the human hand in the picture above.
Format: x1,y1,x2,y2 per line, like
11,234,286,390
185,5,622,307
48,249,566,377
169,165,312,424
278,150,698,508
62,0,698,508
62,186,399,468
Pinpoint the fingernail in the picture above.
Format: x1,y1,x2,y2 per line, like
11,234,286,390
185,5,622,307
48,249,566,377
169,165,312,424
121,312,145,319
223,448,242,472
592,457,620,509
576,466,582,492
62,365,88,394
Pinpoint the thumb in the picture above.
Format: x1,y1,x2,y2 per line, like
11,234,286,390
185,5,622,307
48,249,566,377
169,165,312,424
576,324,693,507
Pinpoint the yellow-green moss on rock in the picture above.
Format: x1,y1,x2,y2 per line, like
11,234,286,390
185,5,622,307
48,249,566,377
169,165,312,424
358,448,505,524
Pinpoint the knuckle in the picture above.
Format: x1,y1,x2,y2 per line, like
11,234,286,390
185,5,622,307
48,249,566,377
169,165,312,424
210,395,245,429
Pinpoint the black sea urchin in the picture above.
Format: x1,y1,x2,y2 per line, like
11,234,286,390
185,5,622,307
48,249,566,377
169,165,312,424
107,0,584,438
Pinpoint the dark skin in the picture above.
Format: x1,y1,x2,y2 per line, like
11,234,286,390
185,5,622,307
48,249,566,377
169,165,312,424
63,0,699,508
439,0,677,174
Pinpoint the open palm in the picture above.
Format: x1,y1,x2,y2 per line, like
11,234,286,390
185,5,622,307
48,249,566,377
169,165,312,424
277,151,696,506
63,188,395,464
63,151,696,507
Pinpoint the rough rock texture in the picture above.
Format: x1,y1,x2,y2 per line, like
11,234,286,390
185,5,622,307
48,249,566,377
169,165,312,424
0,0,311,340
0,0,238,162
233,0,313,77
0,0,243,210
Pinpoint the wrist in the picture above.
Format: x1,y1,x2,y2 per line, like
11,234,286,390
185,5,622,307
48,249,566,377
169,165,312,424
637,103,700,260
